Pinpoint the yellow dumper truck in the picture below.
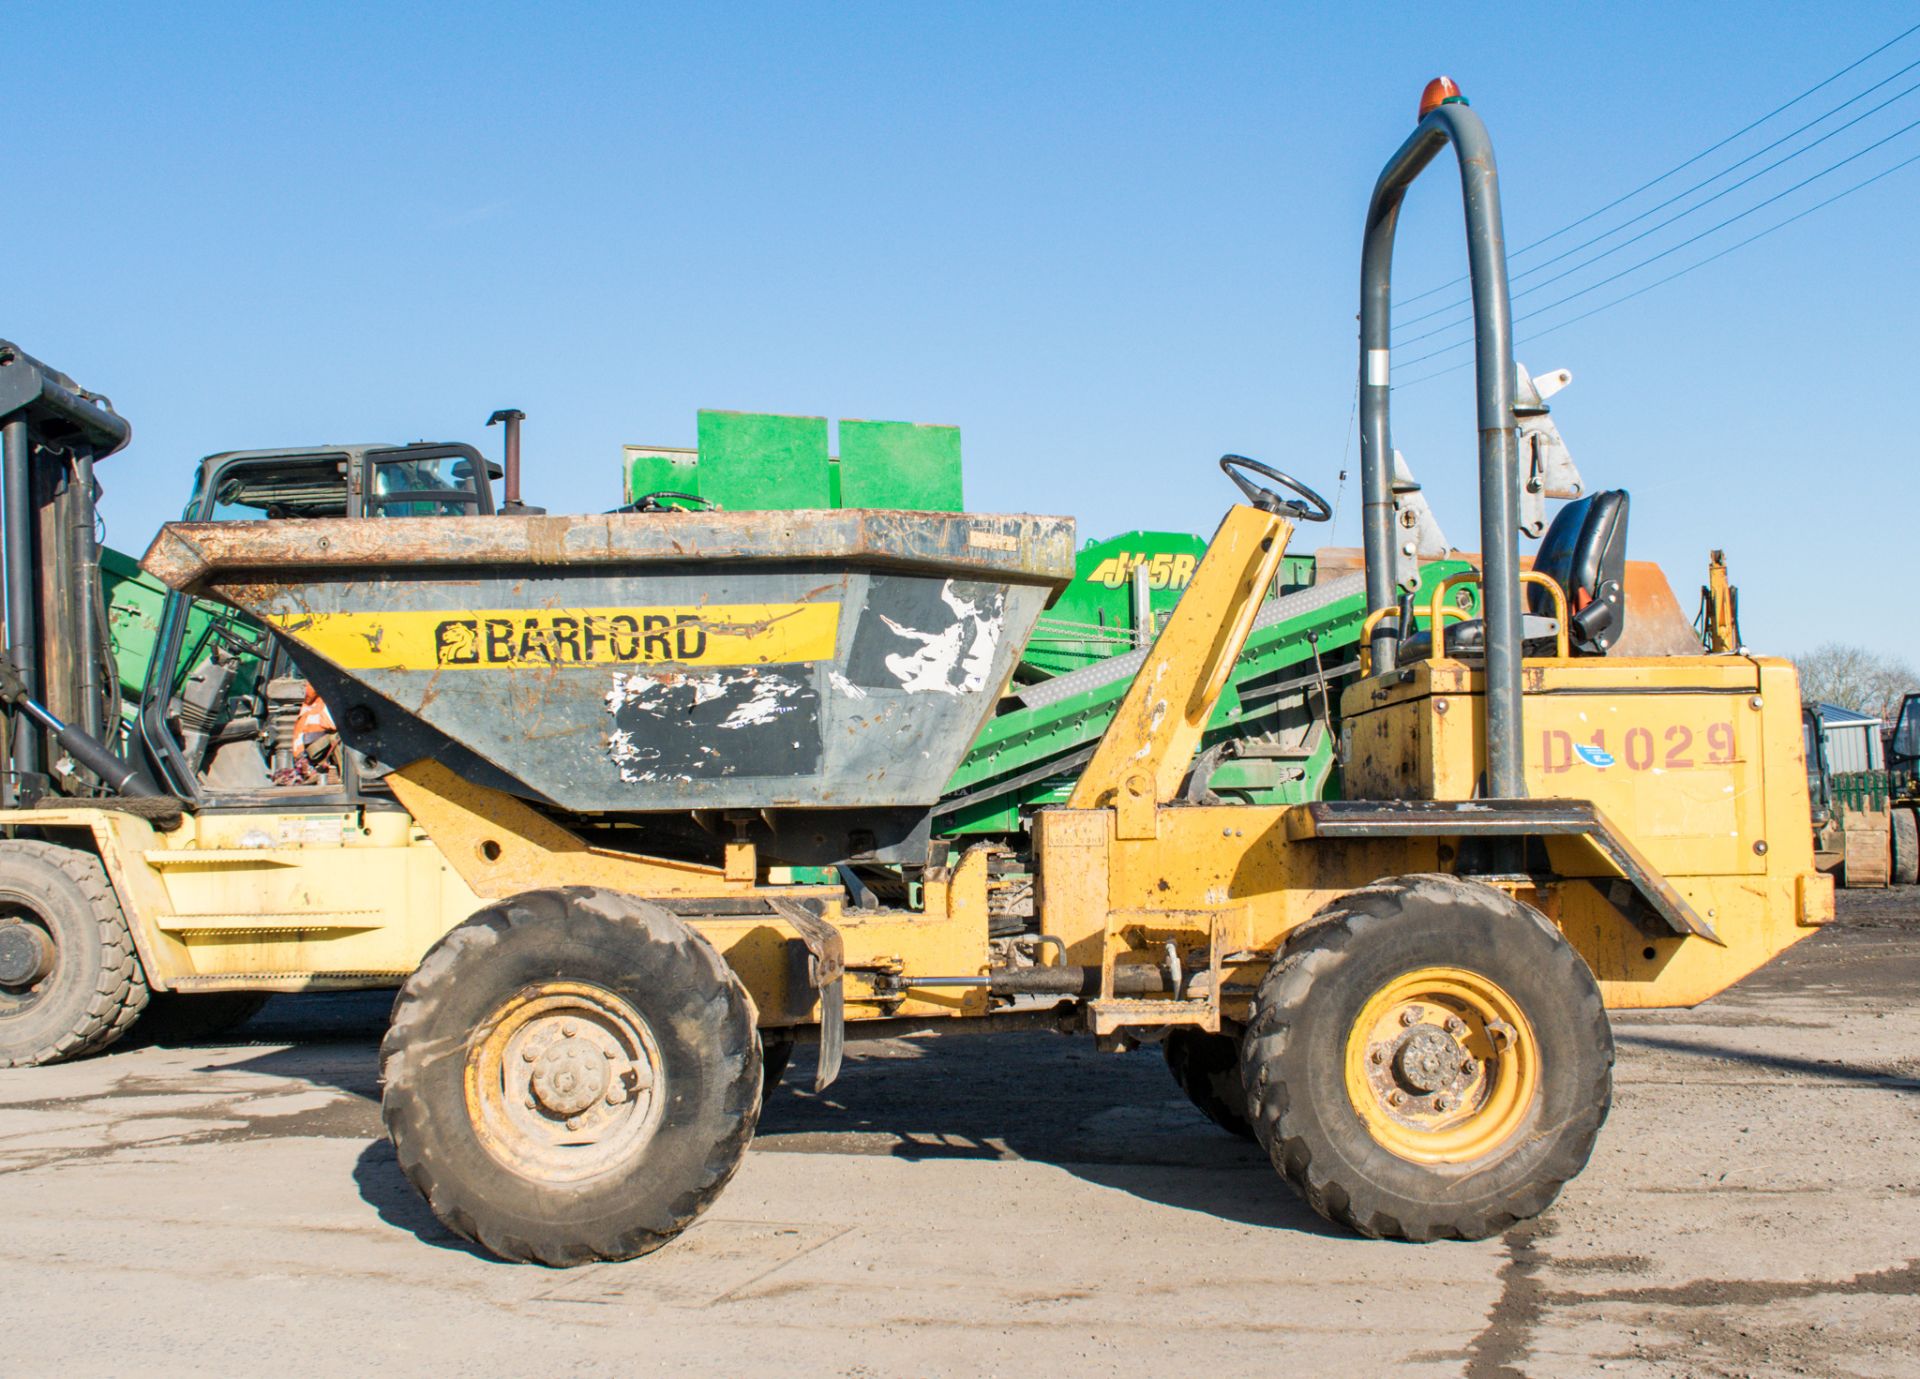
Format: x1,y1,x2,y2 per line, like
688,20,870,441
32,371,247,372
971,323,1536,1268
0,82,1829,1264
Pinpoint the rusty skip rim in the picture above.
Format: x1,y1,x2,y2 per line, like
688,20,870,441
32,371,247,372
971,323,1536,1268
141,508,1078,596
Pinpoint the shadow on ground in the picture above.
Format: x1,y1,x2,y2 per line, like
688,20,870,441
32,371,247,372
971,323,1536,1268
754,1032,1341,1235
132,896,1920,1252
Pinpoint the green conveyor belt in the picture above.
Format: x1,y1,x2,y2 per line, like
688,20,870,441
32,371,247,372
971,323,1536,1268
938,558,1474,837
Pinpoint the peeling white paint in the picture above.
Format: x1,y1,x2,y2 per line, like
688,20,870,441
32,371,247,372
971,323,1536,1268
1130,699,1170,759
880,581,1003,695
828,671,868,700
604,667,807,780
718,675,805,730
607,669,733,715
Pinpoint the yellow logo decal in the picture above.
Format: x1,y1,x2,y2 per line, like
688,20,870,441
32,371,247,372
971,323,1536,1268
1084,550,1197,591
267,603,841,670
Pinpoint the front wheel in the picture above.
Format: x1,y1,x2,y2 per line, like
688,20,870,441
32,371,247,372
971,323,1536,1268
0,841,148,1067
1163,1028,1254,1139
134,992,270,1046
1892,808,1918,886
381,887,762,1266
1240,874,1612,1242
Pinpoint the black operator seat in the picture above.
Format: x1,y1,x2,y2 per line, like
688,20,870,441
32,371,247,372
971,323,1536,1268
1530,490,1629,654
1395,489,1629,662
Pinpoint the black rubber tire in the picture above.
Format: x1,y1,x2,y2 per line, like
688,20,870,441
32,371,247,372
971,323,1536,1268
134,992,270,1046
761,1032,795,1097
1163,1027,1255,1139
381,887,762,1266
0,840,148,1067
1892,809,1918,887
1240,874,1612,1242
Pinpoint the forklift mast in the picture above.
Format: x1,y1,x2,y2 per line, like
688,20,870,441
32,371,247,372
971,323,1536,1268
0,341,131,803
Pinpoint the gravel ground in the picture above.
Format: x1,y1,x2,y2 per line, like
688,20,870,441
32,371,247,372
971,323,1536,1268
0,892,1914,1378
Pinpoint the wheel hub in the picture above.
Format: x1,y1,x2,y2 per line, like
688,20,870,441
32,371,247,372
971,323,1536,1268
0,920,54,990
1344,966,1540,1165
528,1027,611,1117
1392,1023,1466,1094
466,984,666,1183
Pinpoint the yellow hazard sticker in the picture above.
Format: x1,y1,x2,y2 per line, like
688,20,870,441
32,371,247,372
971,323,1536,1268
267,603,841,670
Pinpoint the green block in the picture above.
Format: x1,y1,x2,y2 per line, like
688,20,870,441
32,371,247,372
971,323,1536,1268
696,410,832,511
622,447,698,507
838,419,962,511
622,445,700,506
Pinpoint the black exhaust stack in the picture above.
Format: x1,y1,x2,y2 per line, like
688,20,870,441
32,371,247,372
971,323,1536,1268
487,408,544,515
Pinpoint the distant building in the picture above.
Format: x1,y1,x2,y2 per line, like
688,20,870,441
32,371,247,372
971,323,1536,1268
1814,703,1884,773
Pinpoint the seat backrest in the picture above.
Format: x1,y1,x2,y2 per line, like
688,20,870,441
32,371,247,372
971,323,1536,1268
1530,490,1629,653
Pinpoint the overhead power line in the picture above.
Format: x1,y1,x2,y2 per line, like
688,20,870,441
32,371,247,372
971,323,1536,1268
1394,75,1920,350
1395,19,1920,307
1393,54,1920,333
1390,145,1920,391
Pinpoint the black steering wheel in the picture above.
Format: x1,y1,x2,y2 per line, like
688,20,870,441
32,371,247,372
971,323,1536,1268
1218,455,1333,522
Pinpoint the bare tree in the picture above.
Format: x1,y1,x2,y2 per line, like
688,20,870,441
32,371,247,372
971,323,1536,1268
1791,643,1920,723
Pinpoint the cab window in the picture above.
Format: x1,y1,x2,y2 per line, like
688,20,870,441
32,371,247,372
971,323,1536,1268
370,453,487,516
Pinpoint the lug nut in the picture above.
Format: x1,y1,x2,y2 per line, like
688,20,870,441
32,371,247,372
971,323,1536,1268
521,1047,538,1063
1433,1095,1451,1112
1388,1091,1405,1107
1460,1058,1475,1075
1445,1017,1466,1036
561,1022,578,1038
1370,1047,1386,1065
525,1096,538,1110
1400,1006,1425,1027
565,1116,583,1131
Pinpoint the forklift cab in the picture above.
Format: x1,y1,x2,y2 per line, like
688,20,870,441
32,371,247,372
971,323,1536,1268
1804,705,1837,828
1886,693,1920,794
140,443,497,802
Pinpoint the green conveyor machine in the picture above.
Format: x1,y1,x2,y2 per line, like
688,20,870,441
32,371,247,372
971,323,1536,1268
621,411,1472,842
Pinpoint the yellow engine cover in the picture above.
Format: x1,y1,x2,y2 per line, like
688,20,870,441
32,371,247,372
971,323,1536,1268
1338,654,1831,1006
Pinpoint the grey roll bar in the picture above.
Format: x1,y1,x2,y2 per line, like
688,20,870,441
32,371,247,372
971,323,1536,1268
1358,86,1526,800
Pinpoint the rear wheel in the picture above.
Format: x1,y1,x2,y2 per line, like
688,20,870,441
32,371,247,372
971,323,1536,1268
1892,809,1918,886
760,1032,794,1097
0,841,147,1067
1163,1027,1254,1139
134,992,270,1046
1241,874,1612,1242
381,887,761,1266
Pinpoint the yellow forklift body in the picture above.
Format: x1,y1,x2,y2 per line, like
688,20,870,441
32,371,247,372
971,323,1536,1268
9,803,484,992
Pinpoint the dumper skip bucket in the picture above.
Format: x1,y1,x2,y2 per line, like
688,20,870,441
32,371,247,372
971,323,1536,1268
145,509,1074,832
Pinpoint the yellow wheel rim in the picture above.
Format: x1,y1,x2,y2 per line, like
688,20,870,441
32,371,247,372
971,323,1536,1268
465,980,666,1184
1342,966,1539,1165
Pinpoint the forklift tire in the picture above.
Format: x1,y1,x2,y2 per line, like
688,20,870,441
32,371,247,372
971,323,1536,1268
381,886,762,1266
1893,809,1918,887
761,1032,795,1097
1163,1028,1255,1139
133,992,271,1046
1240,874,1612,1242
0,840,149,1067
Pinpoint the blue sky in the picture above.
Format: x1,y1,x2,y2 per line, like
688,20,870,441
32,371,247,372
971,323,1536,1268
12,3,1918,656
